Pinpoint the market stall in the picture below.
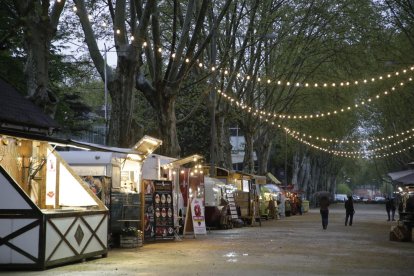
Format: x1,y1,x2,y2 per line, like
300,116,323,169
203,167,261,225
142,154,205,239
0,135,108,269
59,136,162,247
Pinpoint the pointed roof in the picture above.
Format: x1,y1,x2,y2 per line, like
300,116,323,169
0,78,59,133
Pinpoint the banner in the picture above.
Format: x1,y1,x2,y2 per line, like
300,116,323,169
191,197,206,235
45,148,56,207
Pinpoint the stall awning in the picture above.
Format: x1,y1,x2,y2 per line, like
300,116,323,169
132,136,163,158
0,129,162,162
162,154,203,168
267,172,282,185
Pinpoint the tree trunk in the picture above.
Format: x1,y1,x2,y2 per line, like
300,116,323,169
157,92,181,157
107,49,138,147
255,131,273,175
215,114,232,169
243,130,255,174
15,0,63,118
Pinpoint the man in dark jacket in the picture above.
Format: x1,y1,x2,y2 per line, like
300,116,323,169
319,196,330,230
385,197,392,221
345,195,355,226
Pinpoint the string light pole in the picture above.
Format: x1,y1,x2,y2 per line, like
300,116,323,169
209,15,217,177
284,130,288,189
104,43,108,145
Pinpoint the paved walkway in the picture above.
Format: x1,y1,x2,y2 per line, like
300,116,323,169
2,203,413,275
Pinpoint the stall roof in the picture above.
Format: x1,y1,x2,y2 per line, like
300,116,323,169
387,170,414,181
0,129,161,159
59,151,119,165
388,170,414,184
267,172,282,185
0,78,59,133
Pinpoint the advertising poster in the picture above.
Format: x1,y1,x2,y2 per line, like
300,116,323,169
153,180,175,240
191,197,207,235
45,149,56,207
143,179,155,241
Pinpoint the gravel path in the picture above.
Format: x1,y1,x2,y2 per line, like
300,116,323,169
2,203,413,275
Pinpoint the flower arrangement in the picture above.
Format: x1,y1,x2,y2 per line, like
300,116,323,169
121,227,143,238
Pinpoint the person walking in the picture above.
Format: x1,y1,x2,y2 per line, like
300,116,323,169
297,197,303,215
319,196,330,230
344,195,355,226
390,197,396,221
385,197,392,221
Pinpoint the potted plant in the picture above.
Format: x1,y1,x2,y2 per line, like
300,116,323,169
120,227,143,248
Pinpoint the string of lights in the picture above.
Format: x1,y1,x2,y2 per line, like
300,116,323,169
65,0,414,159
217,76,413,120
283,126,414,144
65,1,414,90
286,130,414,159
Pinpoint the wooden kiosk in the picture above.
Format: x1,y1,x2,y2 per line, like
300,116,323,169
0,135,108,269
0,79,107,269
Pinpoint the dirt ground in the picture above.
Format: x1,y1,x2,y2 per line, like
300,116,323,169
2,203,413,276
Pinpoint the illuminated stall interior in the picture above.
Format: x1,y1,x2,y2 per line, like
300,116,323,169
58,136,162,245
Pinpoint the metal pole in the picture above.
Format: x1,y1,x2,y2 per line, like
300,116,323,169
209,15,217,177
285,130,288,188
104,43,108,145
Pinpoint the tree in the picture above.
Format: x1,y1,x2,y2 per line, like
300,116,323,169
10,0,66,117
71,0,233,154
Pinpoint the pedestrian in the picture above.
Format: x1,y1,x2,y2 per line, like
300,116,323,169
385,197,392,221
297,196,303,215
390,197,396,221
344,195,355,226
319,195,330,230
267,198,276,219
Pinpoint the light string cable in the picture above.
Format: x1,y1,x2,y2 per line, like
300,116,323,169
217,76,414,120
67,2,414,89
285,127,414,159
283,126,414,144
